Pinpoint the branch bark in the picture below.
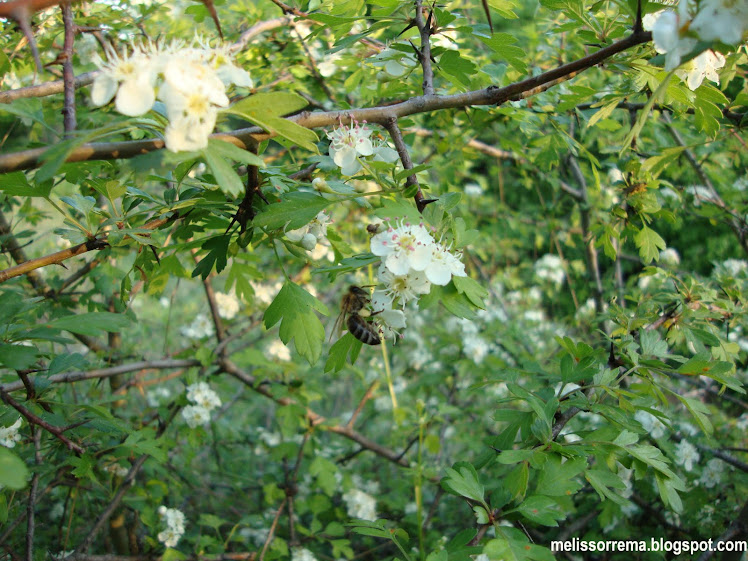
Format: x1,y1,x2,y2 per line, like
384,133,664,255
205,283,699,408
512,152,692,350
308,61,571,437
0,30,652,173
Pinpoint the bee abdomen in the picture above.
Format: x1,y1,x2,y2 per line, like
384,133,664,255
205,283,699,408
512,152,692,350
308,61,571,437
347,314,381,346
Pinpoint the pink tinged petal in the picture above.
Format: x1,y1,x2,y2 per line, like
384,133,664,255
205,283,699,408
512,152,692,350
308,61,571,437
91,74,118,107
371,234,394,256
115,77,155,116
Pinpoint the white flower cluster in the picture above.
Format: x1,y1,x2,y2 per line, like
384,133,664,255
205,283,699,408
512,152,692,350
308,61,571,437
0,418,22,448
181,382,222,428
699,458,725,488
291,548,319,561
659,247,681,266
674,439,700,471
368,217,467,340
534,254,565,287
635,409,667,439
327,120,399,176
215,291,240,320
342,488,378,521
157,505,186,548
286,211,331,251
91,38,252,152
643,1,745,89
103,462,129,477
180,313,215,340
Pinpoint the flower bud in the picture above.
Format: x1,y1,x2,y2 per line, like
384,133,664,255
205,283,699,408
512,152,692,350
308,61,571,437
301,233,317,251
312,177,331,192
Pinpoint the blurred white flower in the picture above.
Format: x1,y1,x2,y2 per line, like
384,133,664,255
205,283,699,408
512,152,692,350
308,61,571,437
265,339,291,361
251,280,283,305
91,45,156,116
690,0,748,45
534,254,565,287
186,382,221,410
659,248,681,266
180,313,215,339
215,291,240,320
146,386,172,407
291,548,318,561
342,488,378,521
465,183,484,197
182,404,212,428
0,418,22,448
651,9,697,70
699,458,725,488
720,259,748,277
318,51,343,77
463,333,489,364
674,440,700,471
675,49,725,90
635,410,667,439
157,506,185,548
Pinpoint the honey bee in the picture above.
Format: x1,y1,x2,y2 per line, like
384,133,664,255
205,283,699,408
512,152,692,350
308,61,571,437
332,286,381,346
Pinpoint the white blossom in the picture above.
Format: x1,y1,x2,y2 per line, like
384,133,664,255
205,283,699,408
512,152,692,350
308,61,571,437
534,254,565,287
180,313,215,340
651,9,697,70
265,339,292,361
675,49,725,90
635,410,667,439
181,404,212,428
250,280,283,305
674,439,700,471
327,120,375,175
0,417,22,448
424,242,467,285
699,458,725,488
291,548,318,561
342,488,378,521
465,183,484,197
215,291,240,320
147,386,172,407
719,259,748,277
186,382,222,410
371,219,435,276
659,248,681,266
103,463,129,477
157,506,186,548
463,334,489,364
377,264,431,307
91,45,156,116
370,291,407,342
690,0,748,45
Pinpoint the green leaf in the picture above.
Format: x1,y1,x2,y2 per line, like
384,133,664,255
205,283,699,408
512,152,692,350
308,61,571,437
452,276,488,309
620,71,674,156
634,224,666,264
515,495,563,526
0,448,28,490
263,282,330,364
0,343,40,370
122,429,167,463
69,454,97,483
207,138,265,167
192,235,231,279
442,461,485,503
315,253,380,281
325,332,363,373
535,456,586,497
202,146,244,197
252,192,332,231
484,528,554,561
585,469,629,505
671,393,713,434
0,172,52,197
47,312,131,337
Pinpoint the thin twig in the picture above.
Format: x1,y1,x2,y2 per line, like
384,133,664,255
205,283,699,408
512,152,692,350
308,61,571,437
258,498,287,561
414,0,434,96
384,117,431,212
0,389,85,454
61,2,77,134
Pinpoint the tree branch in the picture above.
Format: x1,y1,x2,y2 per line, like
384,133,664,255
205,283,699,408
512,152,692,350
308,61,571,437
0,389,85,454
0,30,652,173
384,117,432,213
414,0,434,96
61,2,77,134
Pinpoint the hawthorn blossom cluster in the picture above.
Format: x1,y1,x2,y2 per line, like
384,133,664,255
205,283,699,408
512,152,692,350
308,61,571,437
342,488,378,521
181,382,222,428
327,120,399,175
91,38,252,152
643,0,747,89
157,505,186,548
0,417,22,448
368,218,467,340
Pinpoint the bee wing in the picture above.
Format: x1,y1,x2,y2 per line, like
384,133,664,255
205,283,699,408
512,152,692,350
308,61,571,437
329,310,347,342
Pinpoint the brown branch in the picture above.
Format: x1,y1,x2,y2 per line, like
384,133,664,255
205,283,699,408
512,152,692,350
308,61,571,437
0,212,177,285
25,428,41,561
384,117,431,213
0,388,85,454
0,358,202,393
61,2,77,134
414,0,434,96
346,381,379,429
0,30,652,173
258,498,287,561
